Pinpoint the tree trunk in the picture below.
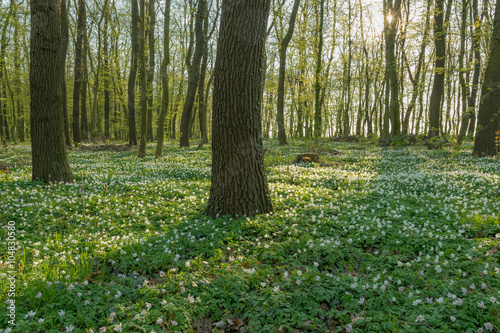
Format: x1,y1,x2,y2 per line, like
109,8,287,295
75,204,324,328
103,8,111,141
59,0,70,146
205,0,273,217
13,7,25,143
277,0,300,145
467,0,483,137
72,0,85,146
155,0,171,158
428,0,446,144
197,9,210,149
457,0,472,144
313,0,325,138
128,0,139,145
384,0,402,138
147,0,155,141
179,0,206,147
81,36,90,142
138,0,148,157
473,0,500,156
30,0,72,182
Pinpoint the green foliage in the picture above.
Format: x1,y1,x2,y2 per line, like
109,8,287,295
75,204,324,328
1,141,500,332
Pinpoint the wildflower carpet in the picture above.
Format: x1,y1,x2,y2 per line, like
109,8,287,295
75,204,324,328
0,141,499,332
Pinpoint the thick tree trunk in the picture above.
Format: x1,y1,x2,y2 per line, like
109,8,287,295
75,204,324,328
428,0,446,144
277,0,300,145
179,0,206,147
128,0,139,145
473,0,500,156
30,0,72,182
205,0,273,217
155,0,171,158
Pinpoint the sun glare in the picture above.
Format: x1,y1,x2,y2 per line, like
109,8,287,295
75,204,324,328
386,14,393,23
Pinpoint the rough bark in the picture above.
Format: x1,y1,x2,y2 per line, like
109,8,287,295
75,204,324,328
30,0,72,182
428,0,446,144
473,0,500,156
205,0,273,217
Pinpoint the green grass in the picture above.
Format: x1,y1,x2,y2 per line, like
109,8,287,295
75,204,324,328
0,140,499,332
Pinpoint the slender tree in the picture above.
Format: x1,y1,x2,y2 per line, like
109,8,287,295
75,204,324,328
205,0,273,217
30,0,72,182
179,0,207,147
138,0,148,157
313,0,325,138
128,0,139,145
276,0,301,145
147,0,155,141
473,0,500,156
72,0,85,146
155,0,171,158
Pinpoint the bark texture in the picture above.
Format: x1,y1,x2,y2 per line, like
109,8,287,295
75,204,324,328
473,0,500,156
205,0,273,217
428,0,446,143
30,0,72,182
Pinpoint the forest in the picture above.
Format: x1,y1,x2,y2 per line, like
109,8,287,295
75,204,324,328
1,0,500,332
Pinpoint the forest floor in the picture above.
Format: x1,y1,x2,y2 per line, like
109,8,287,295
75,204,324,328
0,140,499,333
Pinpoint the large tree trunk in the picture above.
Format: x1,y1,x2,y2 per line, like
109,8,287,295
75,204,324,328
128,0,139,145
30,0,72,182
473,0,500,156
72,0,85,146
179,0,206,147
205,0,273,217
155,0,171,158
277,0,300,145
427,0,446,145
